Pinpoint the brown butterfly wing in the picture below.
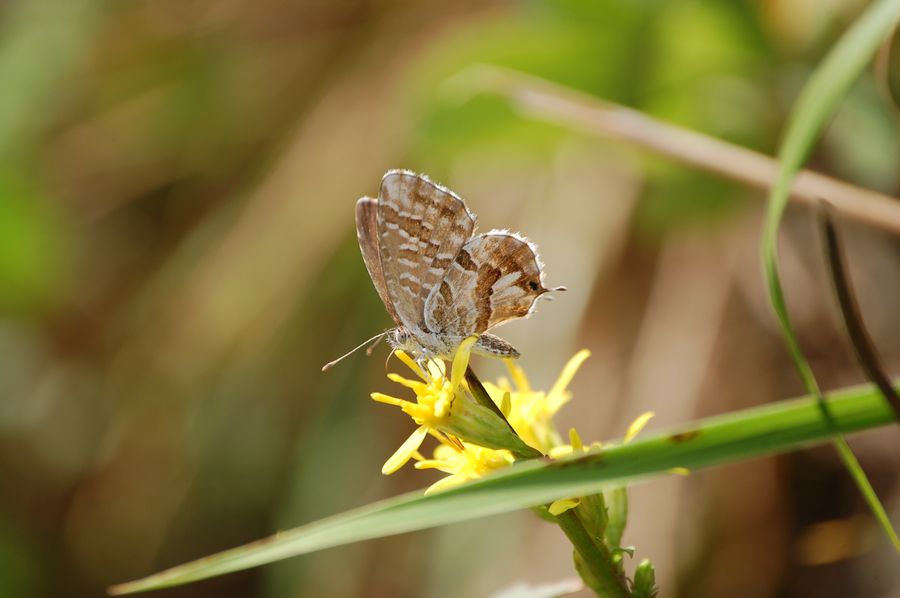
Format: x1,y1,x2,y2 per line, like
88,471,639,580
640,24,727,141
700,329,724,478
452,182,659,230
424,232,550,336
356,197,402,326
376,171,475,334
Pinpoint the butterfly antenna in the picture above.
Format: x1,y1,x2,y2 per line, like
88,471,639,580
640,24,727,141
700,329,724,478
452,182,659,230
322,331,389,372
541,285,567,301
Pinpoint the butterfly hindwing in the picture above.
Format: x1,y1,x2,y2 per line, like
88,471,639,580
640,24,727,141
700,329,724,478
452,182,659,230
424,231,549,336
376,170,475,333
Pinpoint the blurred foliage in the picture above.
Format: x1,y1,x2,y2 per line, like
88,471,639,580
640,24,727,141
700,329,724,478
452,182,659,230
0,0,898,597
0,173,67,312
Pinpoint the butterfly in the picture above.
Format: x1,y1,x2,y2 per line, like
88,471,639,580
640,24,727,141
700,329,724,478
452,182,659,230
323,170,563,370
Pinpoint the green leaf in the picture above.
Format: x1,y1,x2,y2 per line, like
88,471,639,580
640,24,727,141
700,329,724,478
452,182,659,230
760,0,900,550
110,381,896,594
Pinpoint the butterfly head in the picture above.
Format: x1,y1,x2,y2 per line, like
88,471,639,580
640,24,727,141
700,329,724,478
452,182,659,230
386,327,413,351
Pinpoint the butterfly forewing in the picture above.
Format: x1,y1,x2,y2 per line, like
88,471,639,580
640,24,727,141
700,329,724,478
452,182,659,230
356,197,401,326
424,232,548,336
376,171,475,333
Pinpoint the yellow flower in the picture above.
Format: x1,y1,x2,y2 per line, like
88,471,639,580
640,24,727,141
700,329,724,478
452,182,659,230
546,413,656,515
415,441,514,495
374,343,598,493
548,427,603,460
373,337,535,471
372,337,476,474
547,428,601,515
484,350,591,454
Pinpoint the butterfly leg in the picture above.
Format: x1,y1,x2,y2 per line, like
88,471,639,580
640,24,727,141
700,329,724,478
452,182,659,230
415,355,432,380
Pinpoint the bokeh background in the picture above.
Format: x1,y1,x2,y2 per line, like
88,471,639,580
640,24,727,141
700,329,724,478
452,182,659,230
1,0,899,596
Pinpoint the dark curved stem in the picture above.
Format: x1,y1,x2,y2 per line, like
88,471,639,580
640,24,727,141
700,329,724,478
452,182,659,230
818,202,900,424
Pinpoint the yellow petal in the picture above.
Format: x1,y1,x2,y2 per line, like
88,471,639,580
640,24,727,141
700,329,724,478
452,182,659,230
504,359,532,393
433,389,452,419
425,359,445,380
548,498,581,515
481,381,507,404
500,391,512,417
371,392,404,406
414,459,449,470
568,428,584,451
395,350,426,381
548,445,574,459
382,425,428,474
669,467,690,476
432,444,459,460
424,474,468,495
546,350,590,412
450,335,477,391
415,459,458,474
386,373,428,393
624,411,655,443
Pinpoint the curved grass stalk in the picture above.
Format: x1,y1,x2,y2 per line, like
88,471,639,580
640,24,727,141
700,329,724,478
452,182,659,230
760,0,900,552
110,381,897,594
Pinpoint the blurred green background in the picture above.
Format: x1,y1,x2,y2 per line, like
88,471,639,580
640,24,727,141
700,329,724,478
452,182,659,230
1,0,899,596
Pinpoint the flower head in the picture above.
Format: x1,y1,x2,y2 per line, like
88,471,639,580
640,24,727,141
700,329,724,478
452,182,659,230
483,350,591,454
368,335,662,597
374,341,601,492
546,413,656,515
415,441,514,495
373,336,532,474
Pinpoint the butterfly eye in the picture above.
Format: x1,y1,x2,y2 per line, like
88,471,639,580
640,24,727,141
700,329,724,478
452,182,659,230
528,281,539,291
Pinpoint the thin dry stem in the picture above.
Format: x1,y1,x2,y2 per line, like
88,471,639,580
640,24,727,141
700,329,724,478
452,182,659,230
452,66,900,236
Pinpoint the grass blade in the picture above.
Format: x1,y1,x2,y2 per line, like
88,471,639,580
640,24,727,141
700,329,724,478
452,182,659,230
110,382,896,594
760,0,900,552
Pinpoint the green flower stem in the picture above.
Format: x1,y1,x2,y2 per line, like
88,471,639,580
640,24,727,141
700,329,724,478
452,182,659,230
467,362,625,595
554,509,629,598
466,366,626,595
